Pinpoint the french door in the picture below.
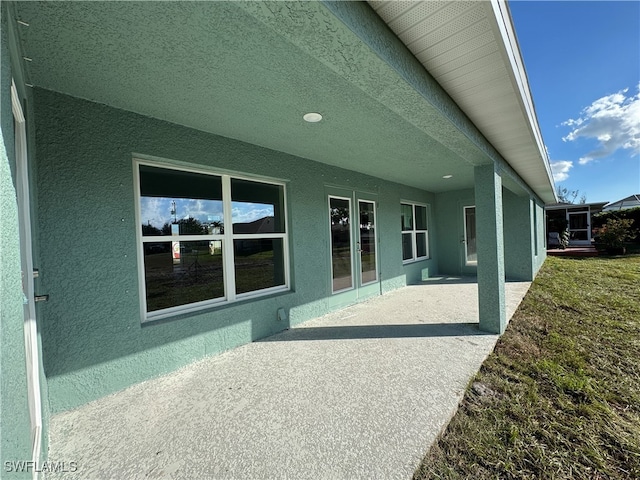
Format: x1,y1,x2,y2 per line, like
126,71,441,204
328,192,379,304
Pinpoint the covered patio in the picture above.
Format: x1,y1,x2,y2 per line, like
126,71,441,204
2,1,557,471
47,279,531,480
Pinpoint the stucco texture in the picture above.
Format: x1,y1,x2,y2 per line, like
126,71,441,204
34,89,438,413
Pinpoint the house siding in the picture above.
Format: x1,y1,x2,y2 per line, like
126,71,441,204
33,89,440,412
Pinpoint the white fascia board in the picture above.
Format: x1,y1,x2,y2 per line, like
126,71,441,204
489,0,558,202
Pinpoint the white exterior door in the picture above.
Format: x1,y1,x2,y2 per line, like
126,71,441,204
12,80,43,475
328,191,379,306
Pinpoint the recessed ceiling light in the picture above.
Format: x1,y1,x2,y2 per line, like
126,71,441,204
443,174,453,179
303,112,323,123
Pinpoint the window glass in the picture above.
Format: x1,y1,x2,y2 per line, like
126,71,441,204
401,203,413,231
402,232,413,261
139,165,223,236
143,240,224,312
465,207,477,264
416,232,427,258
359,201,377,285
330,197,353,292
137,162,288,319
231,178,285,234
234,238,285,294
415,205,428,230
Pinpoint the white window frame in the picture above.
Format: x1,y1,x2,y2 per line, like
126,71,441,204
401,201,430,264
134,159,290,322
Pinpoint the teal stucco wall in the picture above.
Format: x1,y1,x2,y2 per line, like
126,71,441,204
503,188,534,281
33,89,439,413
503,190,547,280
434,189,475,276
435,186,546,280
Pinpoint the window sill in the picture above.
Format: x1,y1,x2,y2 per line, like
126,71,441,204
402,256,430,265
141,286,292,325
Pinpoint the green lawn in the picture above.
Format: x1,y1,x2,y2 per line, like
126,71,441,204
415,255,640,480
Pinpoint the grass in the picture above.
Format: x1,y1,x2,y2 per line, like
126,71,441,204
414,255,640,480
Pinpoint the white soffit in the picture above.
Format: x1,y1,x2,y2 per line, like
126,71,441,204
368,0,556,203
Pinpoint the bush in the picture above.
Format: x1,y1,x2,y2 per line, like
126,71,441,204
594,218,637,253
593,207,640,243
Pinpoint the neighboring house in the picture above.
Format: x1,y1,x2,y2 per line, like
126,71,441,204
603,194,640,211
546,202,608,247
1,0,556,469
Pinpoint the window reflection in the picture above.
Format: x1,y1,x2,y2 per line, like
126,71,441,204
330,197,353,292
359,201,377,285
401,203,413,231
144,240,224,312
402,233,413,261
231,178,285,234
139,165,223,236
234,239,285,295
138,163,289,318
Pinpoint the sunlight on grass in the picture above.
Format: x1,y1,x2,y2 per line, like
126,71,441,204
414,255,640,480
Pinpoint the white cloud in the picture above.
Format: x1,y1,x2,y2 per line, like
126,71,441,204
550,160,573,182
231,203,274,224
182,199,223,223
140,197,170,228
561,84,640,165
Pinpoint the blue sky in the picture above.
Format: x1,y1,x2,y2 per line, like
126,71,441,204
140,197,273,230
509,1,640,204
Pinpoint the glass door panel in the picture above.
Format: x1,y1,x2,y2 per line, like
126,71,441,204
359,200,377,285
568,212,589,242
464,206,477,264
329,197,353,292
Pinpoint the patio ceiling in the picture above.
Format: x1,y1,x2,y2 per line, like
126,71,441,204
11,1,555,202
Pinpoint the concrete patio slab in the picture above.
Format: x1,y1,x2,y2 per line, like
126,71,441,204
47,279,531,480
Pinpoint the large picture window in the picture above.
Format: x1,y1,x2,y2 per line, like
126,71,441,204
135,161,288,321
401,202,429,263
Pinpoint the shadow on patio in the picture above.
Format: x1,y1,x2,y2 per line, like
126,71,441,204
47,278,531,480
259,323,490,342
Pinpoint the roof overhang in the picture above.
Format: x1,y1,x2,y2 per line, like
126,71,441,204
11,0,556,203
368,0,557,203
546,202,608,211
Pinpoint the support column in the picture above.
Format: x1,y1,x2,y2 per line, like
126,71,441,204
474,164,506,334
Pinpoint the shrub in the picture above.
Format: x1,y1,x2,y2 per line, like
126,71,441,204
595,218,637,251
593,207,640,242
